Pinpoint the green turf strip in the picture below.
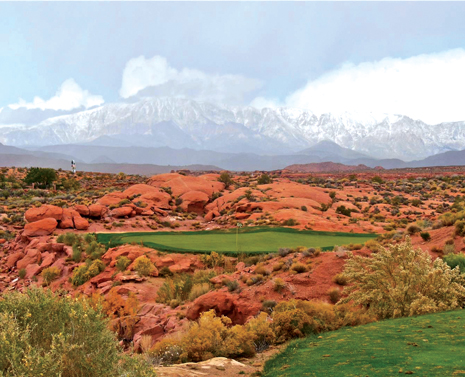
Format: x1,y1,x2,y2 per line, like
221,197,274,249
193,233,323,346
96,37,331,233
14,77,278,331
96,227,376,256
263,310,465,377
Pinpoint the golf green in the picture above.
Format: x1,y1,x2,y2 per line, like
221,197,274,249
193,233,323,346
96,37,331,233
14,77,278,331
263,310,465,377
97,227,376,255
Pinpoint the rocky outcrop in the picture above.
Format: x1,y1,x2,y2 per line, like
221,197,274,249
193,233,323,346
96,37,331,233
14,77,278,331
180,191,209,214
110,206,134,218
186,291,261,325
25,205,63,223
23,218,58,237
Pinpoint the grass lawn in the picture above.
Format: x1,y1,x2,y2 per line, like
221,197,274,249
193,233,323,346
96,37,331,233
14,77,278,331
263,310,465,377
96,227,376,256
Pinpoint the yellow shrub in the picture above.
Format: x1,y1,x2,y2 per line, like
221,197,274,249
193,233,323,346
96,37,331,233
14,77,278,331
41,266,61,286
133,256,155,276
246,312,275,347
224,325,256,358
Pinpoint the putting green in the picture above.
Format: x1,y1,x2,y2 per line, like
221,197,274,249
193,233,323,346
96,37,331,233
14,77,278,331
97,227,376,256
263,309,465,377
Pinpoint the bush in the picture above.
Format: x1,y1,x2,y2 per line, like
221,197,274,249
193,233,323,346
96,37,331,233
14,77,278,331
443,253,465,274
41,267,60,286
291,262,307,274
420,232,431,241
116,256,131,272
328,288,341,304
71,259,105,286
226,279,240,292
406,224,421,235
455,220,465,237
133,256,155,276
0,287,154,376
257,174,272,185
188,283,211,302
218,172,234,189
273,278,286,293
340,237,465,319
18,269,26,279
333,273,348,286
156,274,194,304
246,312,275,352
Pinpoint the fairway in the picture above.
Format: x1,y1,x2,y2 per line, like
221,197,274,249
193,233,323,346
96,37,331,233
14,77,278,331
96,227,376,255
263,310,465,377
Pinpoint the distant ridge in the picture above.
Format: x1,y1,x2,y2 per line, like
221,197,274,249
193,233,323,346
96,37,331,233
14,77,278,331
284,162,374,173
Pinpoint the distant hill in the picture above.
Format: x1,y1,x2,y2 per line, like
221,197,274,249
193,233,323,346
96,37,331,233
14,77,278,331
0,153,220,175
285,162,373,173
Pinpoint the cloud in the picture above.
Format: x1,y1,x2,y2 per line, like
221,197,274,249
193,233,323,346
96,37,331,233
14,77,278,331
119,55,263,105
275,48,465,124
9,79,104,111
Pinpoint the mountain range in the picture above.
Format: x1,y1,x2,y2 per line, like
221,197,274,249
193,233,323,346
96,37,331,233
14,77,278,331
1,97,465,161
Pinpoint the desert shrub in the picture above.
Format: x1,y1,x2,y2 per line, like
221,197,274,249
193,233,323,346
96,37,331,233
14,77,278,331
271,304,313,342
218,172,234,189
257,173,272,185
444,243,456,255
71,259,105,286
0,287,154,376
406,224,421,235
254,263,269,276
41,267,60,286
455,220,465,237
18,269,26,279
365,239,382,252
226,279,240,292
149,338,183,366
273,278,286,293
282,218,298,226
116,256,131,272
94,289,140,341
291,262,307,274
200,251,225,268
156,274,194,304
278,248,291,257
420,231,431,241
85,241,106,260
188,283,211,302
272,262,284,271
328,288,341,304
246,312,275,352
261,300,277,314
333,273,348,286
133,255,155,276
339,237,465,319
72,243,82,262
301,205,307,212
336,205,351,217
443,253,465,274
158,266,173,277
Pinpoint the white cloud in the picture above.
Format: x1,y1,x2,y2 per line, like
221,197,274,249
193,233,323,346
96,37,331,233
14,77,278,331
279,48,465,125
119,55,263,105
249,96,282,110
9,79,104,111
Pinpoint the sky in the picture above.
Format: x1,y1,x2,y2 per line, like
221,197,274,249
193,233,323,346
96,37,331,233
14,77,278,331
1,2,465,124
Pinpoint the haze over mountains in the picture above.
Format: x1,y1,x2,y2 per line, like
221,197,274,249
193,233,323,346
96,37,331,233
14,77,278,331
1,97,465,173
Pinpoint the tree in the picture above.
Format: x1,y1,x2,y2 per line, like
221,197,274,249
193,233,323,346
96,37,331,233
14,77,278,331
218,171,234,189
339,237,465,319
257,173,272,185
24,168,57,187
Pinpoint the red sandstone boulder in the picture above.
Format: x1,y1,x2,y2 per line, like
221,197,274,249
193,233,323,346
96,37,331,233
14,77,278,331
74,205,90,217
97,192,128,206
0,239,6,244
23,218,57,237
186,291,261,325
89,204,107,218
40,252,56,269
59,208,79,229
25,264,42,279
73,217,89,230
25,205,63,223
148,174,220,197
180,191,209,214
110,206,133,218
6,252,24,269
17,249,42,270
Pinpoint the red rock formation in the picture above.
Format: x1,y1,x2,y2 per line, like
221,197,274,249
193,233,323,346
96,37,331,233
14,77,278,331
25,205,63,223
23,218,58,237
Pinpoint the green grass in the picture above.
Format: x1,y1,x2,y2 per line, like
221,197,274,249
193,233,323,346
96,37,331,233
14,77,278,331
263,310,465,377
96,227,376,256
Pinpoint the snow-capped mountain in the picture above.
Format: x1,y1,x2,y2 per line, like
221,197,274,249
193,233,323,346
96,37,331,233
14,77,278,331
1,97,464,160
